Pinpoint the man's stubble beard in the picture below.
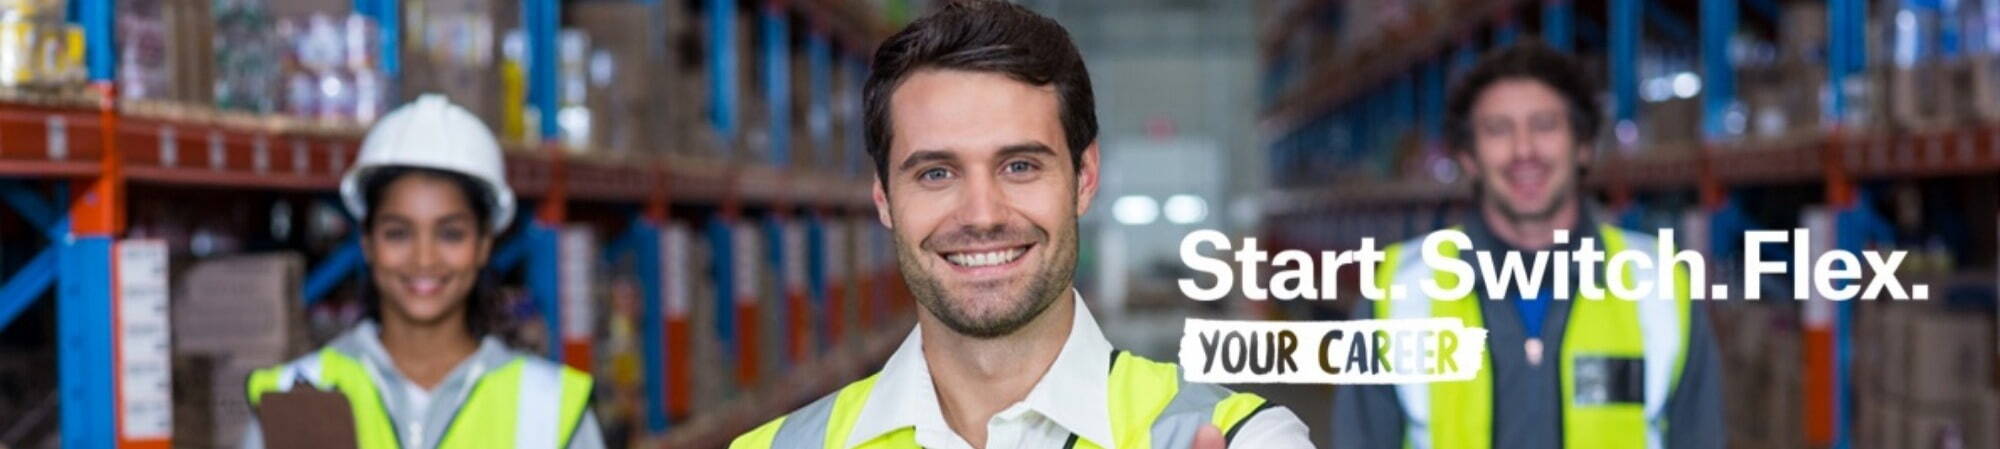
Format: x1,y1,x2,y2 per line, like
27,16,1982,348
894,218,1077,340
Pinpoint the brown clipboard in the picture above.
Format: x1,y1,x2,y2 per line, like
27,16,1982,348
256,389,360,449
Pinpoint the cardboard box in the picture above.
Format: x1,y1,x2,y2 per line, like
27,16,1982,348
1856,301,1917,396
1739,62,1825,147
1966,54,2000,123
572,2,671,157
1908,404,1971,449
1779,3,1827,61
174,352,286,449
1856,395,1904,449
1639,98,1701,153
1907,312,1997,403
172,252,308,358
400,0,508,126
1891,59,1962,133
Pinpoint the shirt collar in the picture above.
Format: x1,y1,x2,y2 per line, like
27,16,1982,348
333,320,514,381
846,290,1116,448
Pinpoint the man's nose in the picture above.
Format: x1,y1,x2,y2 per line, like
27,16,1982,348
951,171,1009,229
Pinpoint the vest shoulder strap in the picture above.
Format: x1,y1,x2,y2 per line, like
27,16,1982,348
1102,350,1280,448
730,373,883,449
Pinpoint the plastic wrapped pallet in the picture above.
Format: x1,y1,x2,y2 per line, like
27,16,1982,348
213,0,279,112
573,1,671,157
118,0,171,100
400,0,508,127
1906,311,1996,403
170,252,308,449
1638,97,1700,153
1889,2,1963,133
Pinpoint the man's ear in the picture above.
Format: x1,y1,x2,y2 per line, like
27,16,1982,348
1576,142,1596,169
1075,141,1101,215
1454,149,1478,179
873,177,893,229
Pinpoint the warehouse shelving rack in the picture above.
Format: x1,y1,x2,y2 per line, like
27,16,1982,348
1258,0,1977,448
0,0,912,447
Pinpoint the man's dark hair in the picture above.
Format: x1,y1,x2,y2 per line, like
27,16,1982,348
1445,40,1601,154
863,0,1096,186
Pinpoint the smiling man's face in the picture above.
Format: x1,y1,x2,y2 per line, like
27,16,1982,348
1459,78,1589,222
873,68,1099,339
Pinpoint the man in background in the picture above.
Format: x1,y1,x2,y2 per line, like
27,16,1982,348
1334,41,1724,449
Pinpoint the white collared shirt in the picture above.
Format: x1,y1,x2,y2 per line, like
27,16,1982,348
846,293,1316,449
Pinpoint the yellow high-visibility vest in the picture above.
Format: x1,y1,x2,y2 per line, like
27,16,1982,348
730,351,1273,449
245,347,593,449
1373,224,1693,449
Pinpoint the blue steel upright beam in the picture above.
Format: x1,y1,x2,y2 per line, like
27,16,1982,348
69,0,121,442
1544,0,1573,52
1421,60,1446,142
764,4,791,166
762,216,789,369
1611,0,1641,127
711,0,740,150
527,0,560,140
808,32,833,165
356,0,400,81
59,224,117,448
525,219,563,360
1701,0,1737,140
1829,0,1852,123
805,215,828,354
82,0,112,81
707,218,738,358
605,217,671,434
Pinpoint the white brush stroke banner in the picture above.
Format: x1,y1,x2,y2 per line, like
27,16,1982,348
1179,318,1488,384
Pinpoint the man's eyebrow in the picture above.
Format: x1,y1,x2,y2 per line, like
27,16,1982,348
898,149,958,172
995,143,1058,160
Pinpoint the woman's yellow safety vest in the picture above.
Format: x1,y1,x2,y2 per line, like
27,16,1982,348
244,347,593,449
1373,224,1692,449
730,351,1273,449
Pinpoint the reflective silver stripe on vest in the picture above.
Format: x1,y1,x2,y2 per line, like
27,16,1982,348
1381,227,1688,449
1618,231,1685,449
278,352,325,391
1382,234,1441,449
1149,378,1230,447
517,361,563,448
770,388,841,448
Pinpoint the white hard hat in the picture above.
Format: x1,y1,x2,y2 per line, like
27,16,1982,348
339,94,516,233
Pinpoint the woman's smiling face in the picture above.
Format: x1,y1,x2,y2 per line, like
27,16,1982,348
362,172,494,326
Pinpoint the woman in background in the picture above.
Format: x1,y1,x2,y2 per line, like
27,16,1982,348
241,94,603,449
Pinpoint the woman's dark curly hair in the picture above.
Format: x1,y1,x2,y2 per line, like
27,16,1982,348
357,165,510,339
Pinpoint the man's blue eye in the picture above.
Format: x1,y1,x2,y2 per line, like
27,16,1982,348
920,168,952,181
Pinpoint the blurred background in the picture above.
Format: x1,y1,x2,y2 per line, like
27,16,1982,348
0,0,1992,448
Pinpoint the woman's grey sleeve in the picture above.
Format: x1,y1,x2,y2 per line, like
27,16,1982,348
566,411,608,449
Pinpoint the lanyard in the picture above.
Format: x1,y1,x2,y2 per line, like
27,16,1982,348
1514,286,1554,365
